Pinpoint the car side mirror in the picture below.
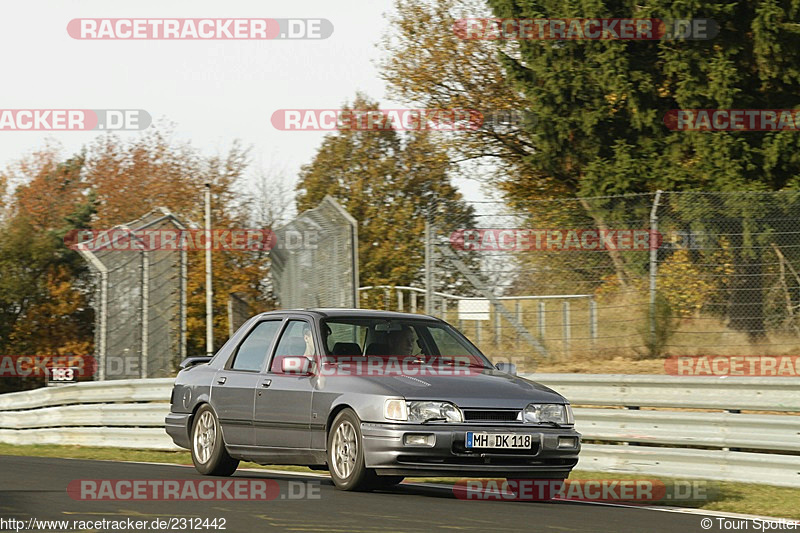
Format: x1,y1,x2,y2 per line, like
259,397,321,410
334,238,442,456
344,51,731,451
281,356,314,375
495,362,517,375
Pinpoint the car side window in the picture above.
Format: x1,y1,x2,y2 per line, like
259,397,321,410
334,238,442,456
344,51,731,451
231,320,282,371
270,320,315,372
325,322,366,355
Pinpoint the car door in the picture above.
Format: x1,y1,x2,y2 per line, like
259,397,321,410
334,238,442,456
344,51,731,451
253,319,315,449
212,318,284,447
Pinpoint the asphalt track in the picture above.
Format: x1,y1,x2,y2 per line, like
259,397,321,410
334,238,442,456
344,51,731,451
0,455,778,532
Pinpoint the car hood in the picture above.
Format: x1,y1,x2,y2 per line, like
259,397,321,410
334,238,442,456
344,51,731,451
352,369,566,408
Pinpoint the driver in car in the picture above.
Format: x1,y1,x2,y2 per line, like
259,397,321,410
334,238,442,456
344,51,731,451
388,326,417,357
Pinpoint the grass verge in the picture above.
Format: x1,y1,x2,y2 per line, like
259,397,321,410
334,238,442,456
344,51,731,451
1,443,798,519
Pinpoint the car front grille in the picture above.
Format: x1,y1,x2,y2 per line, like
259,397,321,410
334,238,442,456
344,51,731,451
462,409,520,422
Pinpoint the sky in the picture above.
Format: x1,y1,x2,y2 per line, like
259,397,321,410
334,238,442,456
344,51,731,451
0,0,491,211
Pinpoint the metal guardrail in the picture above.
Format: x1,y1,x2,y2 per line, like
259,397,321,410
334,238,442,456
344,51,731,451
572,408,800,452
0,427,178,450
528,373,800,411
0,375,797,487
0,378,174,411
580,444,800,488
0,403,170,429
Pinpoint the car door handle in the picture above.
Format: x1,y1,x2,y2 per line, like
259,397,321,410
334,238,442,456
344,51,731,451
261,379,272,388
216,376,227,385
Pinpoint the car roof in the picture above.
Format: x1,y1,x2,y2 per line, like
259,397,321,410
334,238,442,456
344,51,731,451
254,308,441,321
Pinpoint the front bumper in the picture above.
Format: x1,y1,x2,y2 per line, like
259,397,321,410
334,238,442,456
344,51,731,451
361,422,580,478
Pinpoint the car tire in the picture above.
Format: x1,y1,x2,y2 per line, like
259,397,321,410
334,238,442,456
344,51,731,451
191,404,239,476
327,409,374,491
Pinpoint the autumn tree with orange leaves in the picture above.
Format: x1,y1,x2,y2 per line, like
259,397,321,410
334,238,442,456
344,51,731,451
0,130,282,390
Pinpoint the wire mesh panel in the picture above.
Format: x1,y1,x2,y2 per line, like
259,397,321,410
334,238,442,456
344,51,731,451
655,191,800,355
78,208,187,380
270,196,359,309
427,191,800,368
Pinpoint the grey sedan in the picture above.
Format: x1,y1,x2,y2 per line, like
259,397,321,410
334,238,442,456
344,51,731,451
166,309,580,490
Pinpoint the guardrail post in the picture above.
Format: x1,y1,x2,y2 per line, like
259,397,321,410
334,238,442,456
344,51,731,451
397,289,403,312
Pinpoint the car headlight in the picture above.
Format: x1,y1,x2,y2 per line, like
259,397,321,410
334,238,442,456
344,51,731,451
384,399,463,423
523,403,573,425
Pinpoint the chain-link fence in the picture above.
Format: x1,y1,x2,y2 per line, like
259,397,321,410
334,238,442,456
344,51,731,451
270,196,359,309
411,191,800,369
77,208,187,380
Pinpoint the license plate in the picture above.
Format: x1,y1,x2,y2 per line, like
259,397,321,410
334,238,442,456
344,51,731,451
466,432,532,449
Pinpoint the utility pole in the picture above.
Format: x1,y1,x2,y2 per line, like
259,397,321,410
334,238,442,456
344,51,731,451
205,183,214,357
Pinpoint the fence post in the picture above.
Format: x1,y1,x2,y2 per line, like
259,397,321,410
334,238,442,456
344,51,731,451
384,287,390,310
227,298,234,338
516,300,522,348
562,301,570,357
649,190,663,347
180,247,187,362
424,220,433,315
589,298,597,344
99,271,108,380
141,251,149,379
397,289,404,312
538,300,546,339
494,306,501,347
411,291,417,313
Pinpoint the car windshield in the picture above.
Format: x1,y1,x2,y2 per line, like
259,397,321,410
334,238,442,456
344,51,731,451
320,317,492,368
